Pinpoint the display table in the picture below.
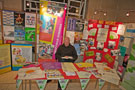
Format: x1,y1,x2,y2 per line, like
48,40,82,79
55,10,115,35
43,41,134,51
15,62,120,90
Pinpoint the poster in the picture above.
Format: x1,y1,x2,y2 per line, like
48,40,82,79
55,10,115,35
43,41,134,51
74,32,83,43
0,44,11,74
117,24,126,35
14,26,25,41
25,28,35,41
25,12,36,28
3,25,15,40
39,15,57,44
11,43,32,70
2,10,14,26
97,28,108,42
37,43,54,59
67,18,76,31
40,0,66,59
14,12,25,26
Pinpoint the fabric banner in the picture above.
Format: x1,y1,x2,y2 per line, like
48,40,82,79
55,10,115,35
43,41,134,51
98,79,105,90
80,79,90,90
39,0,66,59
16,79,22,90
36,80,47,90
11,43,32,71
59,79,69,90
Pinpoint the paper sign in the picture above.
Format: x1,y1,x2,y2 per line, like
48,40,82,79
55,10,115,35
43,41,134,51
80,79,90,90
59,79,69,90
120,46,126,56
82,29,88,39
104,54,114,63
117,24,126,35
112,27,117,30
86,51,94,56
97,28,108,42
98,79,105,90
36,80,47,90
89,28,97,36
16,79,22,90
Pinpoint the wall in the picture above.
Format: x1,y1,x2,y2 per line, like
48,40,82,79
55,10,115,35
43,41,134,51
85,0,135,23
0,0,22,11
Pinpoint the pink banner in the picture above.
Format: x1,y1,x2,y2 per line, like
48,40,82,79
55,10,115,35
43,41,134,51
52,6,66,59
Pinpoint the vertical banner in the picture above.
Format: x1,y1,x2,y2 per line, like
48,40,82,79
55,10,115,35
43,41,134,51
11,43,32,71
59,79,69,90
0,44,11,74
39,0,66,59
36,80,47,90
80,79,90,90
16,79,22,90
98,79,105,90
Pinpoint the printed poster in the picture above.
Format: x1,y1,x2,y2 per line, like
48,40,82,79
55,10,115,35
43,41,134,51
39,15,57,44
40,1,66,59
2,10,14,26
14,12,25,26
67,17,76,31
25,12,36,28
97,28,108,42
25,28,35,41
117,24,126,35
14,26,25,41
37,43,54,59
3,25,15,40
0,44,11,74
11,43,32,71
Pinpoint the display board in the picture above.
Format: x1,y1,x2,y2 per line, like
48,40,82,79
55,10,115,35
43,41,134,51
2,10,36,43
37,0,66,60
0,44,11,74
11,43,32,70
83,20,123,68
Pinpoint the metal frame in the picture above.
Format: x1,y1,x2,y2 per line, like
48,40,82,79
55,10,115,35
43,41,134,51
23,0,87,19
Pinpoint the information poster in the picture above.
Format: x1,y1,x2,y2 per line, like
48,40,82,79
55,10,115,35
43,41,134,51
83,20,122,68
14,12,25,26
39,0,66,59
2,10,14,26
25,28,35,41
3,25,15,40
11,43,32,71
25,12,36,28
0,44,11,74
14,26,25,41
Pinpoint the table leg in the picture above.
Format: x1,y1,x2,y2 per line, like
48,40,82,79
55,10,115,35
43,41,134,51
22,80,23,90
95,79,98,89
107,82,111,90
29,80,31,90
25,80,27,90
